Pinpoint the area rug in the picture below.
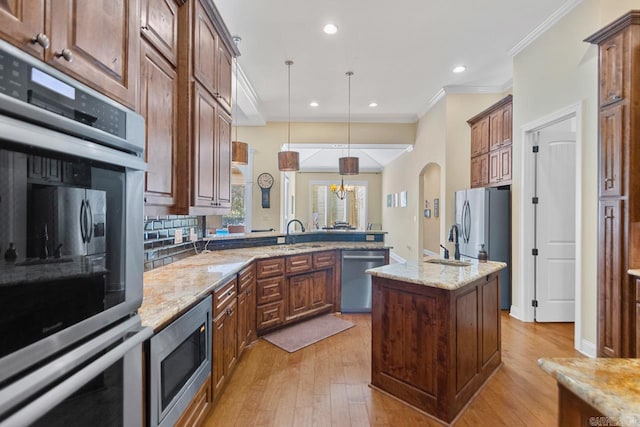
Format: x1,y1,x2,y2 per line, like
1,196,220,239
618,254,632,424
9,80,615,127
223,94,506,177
262,314,354,353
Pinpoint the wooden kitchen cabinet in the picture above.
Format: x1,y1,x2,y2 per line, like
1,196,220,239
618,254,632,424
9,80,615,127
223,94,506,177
310,271,328,309
587,11,640,358
288,274,312,318
237,264,256,358
467,95,513,188
286,270,332,322
212,297,237,400
286,254,313,275
140,0,180,66
175,374,212,427
0,0,140,108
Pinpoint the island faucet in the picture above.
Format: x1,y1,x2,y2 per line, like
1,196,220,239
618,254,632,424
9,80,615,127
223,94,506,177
286,219,306,236
448,224,460,260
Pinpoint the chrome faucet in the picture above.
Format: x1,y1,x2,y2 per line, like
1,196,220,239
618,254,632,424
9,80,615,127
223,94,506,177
448,224,460,260
286,219,305,236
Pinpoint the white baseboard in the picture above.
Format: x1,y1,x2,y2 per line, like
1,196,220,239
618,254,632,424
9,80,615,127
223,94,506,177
509,305,523,321
389,251,406,264
578,339,596,358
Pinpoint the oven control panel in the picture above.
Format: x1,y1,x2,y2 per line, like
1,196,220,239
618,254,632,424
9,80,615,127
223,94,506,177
0,49,126,139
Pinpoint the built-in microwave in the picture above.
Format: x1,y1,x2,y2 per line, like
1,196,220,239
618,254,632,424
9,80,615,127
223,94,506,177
148,296,212,427
0,38,146,386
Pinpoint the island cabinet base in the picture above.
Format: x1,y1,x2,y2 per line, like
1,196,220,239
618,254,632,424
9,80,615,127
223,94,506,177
558,384,605,427
371,272,501,423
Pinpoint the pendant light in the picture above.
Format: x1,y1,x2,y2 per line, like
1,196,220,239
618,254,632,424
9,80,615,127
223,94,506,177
231,36,248,165
278,60,300,171
339,71,359,175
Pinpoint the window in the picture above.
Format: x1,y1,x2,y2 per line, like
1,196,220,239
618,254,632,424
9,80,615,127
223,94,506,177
309,181,367,230
222,184,245,226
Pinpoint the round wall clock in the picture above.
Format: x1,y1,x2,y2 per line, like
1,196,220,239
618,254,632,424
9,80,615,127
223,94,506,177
257,173,274,208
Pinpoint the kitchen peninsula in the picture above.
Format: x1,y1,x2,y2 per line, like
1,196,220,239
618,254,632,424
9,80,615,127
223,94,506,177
367,259,506,424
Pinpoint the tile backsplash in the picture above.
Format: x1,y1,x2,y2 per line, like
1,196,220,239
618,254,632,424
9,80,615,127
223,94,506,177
144,215,204,271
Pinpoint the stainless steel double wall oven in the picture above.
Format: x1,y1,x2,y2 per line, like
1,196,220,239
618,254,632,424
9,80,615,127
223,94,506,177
0,40,150,426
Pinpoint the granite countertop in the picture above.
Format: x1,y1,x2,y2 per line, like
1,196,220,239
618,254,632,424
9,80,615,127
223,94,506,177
202,229,387,241
628,269,640,277
140,241,389,331
365,257,506,290
538,358,640,426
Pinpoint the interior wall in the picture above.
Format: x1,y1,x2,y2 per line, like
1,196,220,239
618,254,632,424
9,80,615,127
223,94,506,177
236,122,415,231
294,172,382,230
422,163,441,254
512,0,638,346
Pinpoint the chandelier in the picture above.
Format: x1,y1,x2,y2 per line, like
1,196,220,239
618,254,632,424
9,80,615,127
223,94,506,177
330,178,354,200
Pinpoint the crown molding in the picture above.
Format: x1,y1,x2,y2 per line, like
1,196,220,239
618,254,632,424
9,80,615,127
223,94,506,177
417,88,446,119
508,0,584,57
235,64,266,125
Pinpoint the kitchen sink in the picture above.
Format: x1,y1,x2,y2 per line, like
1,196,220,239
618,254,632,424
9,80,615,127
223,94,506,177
425,259,472,267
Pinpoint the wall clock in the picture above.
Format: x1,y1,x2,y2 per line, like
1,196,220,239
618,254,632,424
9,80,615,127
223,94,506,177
257,172,274,208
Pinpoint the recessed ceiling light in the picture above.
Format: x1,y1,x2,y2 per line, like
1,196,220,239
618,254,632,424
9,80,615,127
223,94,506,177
323,23,338,34
453,65,466,73
309,101,319,107
369,102,378,108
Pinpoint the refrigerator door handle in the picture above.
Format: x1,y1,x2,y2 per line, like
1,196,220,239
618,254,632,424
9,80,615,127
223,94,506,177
464,200,472,243
79,200,86,243
85,199,93,243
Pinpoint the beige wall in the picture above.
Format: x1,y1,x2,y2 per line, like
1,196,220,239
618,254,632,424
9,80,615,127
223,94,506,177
422,163,441,254
294,172,382,230
511,0,637,348
236,122,415,231
382,93,504,261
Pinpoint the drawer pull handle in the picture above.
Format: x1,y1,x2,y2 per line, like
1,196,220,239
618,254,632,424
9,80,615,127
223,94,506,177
31,33,50,49
54,48,73,62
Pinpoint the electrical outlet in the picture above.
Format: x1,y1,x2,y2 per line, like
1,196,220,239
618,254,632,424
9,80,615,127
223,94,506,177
174,229,183,244
190,227,197,242
365,234,374,241
277,237,285,244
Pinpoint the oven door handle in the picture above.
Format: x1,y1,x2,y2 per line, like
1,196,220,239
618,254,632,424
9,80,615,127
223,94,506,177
0,324,152,427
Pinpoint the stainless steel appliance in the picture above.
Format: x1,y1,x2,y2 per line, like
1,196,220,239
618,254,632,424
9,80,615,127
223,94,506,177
455,187,511,309
0,39,149,424
148,296,212,427
341,250,388,312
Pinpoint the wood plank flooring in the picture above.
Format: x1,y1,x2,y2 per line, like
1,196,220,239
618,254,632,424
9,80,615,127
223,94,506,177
203,312,580,426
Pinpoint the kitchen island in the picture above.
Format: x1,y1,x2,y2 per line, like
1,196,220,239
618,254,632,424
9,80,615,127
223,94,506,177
367,259,506,424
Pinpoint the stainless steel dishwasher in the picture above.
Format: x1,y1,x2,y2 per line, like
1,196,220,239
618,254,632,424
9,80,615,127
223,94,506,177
341,250,387,312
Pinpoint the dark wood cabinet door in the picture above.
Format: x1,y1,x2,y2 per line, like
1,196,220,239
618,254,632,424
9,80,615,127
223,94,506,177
288,275,311,317
600,32,625,107
310,271,327,309
237,289,248,357
256,276,284,305
246,281,256,345
140,0,179,65
256,300,284,331
0,0,45,58
256,258,285,279
488,150,500,185
192,83,216,207
499,145,512,183
215,109,232,207
471,153,488,188
192,0,218,95
286,254,313,275
598,199,623,357
599,103,624,197
224,298,237,376
489,110,503,151
48,0,140,109
141,41,178,209
501,103,512,144
636,279,640,358
216,43,232,112
212,311,226,398
470,117,489,157
480,275,500,366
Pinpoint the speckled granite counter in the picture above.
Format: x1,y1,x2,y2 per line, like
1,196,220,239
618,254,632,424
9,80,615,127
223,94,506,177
140,242,389,331
628,269,640,277
538,358,640,426
365,258,506,290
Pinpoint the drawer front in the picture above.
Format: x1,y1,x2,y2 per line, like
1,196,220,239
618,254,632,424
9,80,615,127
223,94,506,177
238,263,256,292
257,276,284,305
313,251,336,269
256,258,285,279
286,254,312,274
213,277,237,317
256,300,284,331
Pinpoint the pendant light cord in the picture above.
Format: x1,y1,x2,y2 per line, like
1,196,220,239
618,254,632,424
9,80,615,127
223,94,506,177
286,60,293,150
233,36,241,142
346,71,354,157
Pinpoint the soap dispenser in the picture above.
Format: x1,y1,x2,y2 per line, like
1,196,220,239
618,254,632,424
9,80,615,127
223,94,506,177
4,243,17,261
478,244,488,262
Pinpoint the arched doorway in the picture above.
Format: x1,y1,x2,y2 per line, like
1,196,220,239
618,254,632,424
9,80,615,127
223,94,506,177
420,163,442,257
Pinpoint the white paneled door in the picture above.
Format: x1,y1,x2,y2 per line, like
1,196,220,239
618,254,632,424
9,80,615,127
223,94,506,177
535,129,576,322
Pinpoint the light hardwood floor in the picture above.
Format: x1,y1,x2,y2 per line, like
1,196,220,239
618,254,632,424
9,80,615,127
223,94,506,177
204,312,581,426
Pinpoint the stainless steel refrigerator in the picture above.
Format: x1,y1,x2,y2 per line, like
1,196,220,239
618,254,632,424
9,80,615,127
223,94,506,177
31,187,107,258
455,187,511,309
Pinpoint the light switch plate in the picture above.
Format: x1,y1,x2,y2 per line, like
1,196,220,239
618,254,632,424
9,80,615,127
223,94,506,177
366,234,375,241
277,236,286,244
189,227,197,242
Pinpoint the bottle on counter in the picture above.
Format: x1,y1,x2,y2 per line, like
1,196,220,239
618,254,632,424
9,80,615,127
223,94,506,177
4,243,17,261
478,244,488,262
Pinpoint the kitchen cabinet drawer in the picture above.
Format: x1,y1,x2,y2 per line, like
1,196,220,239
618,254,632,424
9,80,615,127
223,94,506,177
257,300,284,331
313,251,336,269
213,276,237,317
256,258,285,279
256,277,284,305
238,263,256,292
286,254,312,275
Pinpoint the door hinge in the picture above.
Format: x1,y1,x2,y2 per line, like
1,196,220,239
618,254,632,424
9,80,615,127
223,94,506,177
532,248,538,256
532,145,539,153
532,197,539,204
531,299,538,308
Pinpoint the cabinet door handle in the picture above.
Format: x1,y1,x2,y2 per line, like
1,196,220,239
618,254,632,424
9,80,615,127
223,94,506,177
227,289,233,296
247,289,252,295
54,48,74,62
31,33,50,49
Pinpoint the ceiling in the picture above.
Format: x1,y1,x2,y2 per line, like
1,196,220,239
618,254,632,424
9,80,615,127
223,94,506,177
287,144,413,173
216,0,576,126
